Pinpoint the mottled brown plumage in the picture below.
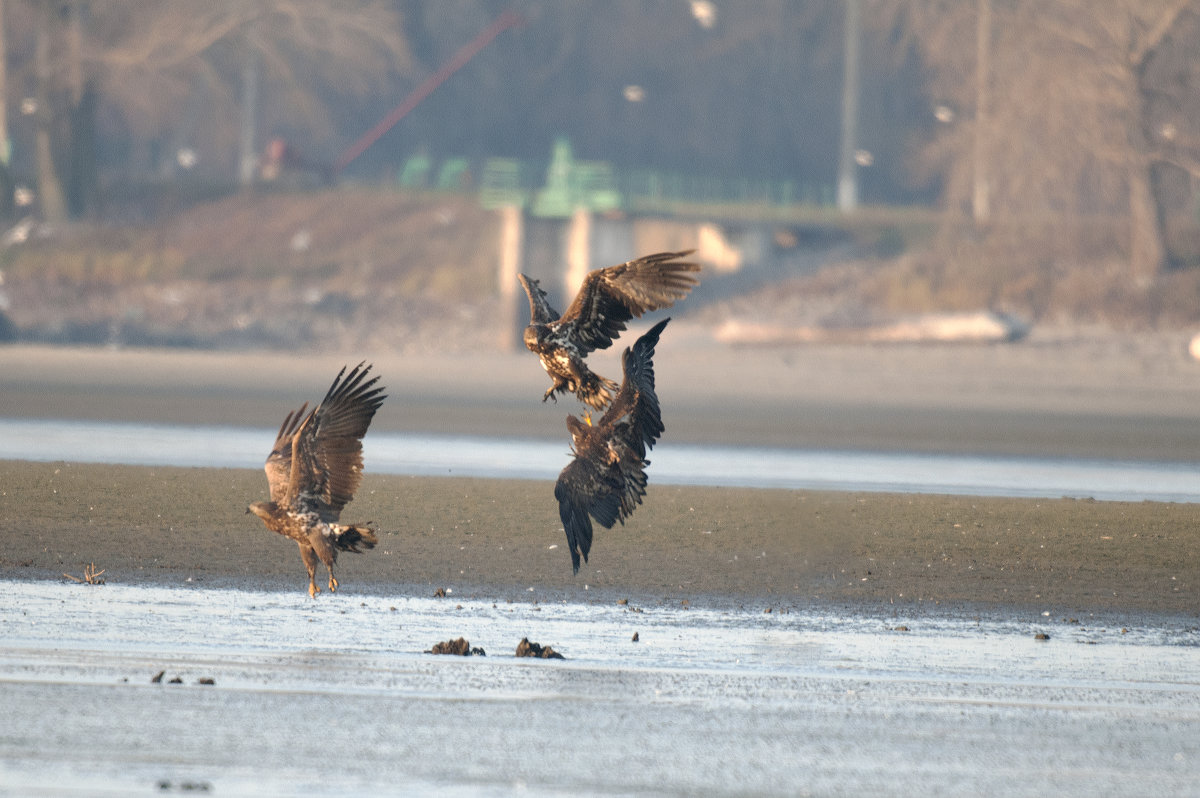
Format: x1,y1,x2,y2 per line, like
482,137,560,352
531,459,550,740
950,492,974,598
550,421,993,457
519,250,698,410
554,318,668,573
247,362,386,597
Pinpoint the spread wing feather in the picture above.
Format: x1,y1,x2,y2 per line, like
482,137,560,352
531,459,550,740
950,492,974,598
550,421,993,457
553,320,668,573
263,362,386,520
265,403,308,504
558,251,698,354
555,447,651,574
598,318,667,456
555,461,601,573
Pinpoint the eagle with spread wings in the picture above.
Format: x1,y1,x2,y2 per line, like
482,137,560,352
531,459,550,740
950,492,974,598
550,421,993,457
518,250,698,410
247,362,386,597
553,318,669,574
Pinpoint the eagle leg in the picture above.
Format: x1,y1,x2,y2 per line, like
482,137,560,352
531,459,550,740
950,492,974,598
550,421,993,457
328,569,339,593
299,543,321,598
541,385,560,403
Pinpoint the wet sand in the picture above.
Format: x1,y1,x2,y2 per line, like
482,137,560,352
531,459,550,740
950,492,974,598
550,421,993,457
3,460,1196,618
2,328,1200,618
4,321,1200,459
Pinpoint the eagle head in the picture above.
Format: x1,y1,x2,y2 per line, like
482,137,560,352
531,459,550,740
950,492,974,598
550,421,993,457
246,500,277,522
522,324,545,353
565,413,594,449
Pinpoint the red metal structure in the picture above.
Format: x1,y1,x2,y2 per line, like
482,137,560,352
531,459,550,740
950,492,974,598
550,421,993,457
333,9,523,176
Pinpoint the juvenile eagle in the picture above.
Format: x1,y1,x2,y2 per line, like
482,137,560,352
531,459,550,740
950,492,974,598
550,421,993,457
554,318,669,574
247,362,386,597
518,250,698,410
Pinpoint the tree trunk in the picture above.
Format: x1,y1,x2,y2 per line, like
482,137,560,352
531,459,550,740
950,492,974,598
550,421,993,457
1126,52,1166,282
0,0,8,164
836,0,860,213
1128,155,1165,282
0,0,13,220
34,4,66,223
971,0,991,228
67,83,99,219
1122,1,1190,282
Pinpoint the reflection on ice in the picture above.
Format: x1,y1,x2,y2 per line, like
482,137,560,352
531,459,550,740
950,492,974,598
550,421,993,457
4,416,1200,501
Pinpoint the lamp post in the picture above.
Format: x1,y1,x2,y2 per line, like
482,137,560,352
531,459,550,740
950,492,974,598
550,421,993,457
837,0,861,213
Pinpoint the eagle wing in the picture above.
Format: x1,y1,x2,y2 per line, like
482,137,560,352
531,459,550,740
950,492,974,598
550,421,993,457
557,250,698,355
555,453,647,574
264,362,386,520
553,319,669,574
597,318,668,457
517,273,561,324
265,401,309,505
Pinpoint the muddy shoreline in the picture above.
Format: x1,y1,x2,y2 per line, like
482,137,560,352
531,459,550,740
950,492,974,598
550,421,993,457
3,460,1196,622
5,327,1200,460
3,333,1200,622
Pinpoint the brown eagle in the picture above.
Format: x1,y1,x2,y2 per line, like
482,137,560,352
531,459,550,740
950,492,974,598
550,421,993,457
518,250,698,410
247,362,386,597
554,318,669,573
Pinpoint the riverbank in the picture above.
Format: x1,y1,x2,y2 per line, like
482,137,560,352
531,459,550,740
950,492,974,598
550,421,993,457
4,324,1200,459
3,460,1195,619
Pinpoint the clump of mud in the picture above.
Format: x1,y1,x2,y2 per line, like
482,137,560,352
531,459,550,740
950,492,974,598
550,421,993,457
150,669,214,685
515,637,564,659
426,637,486,656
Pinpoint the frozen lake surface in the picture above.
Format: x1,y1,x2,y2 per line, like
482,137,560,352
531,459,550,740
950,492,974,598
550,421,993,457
1,579,1198,797
4,417,1200,501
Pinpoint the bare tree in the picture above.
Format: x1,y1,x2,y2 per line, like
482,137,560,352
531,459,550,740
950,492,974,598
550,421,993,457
13,0,411,216
1028,0,1196,279
894,0,1198,279
971,0,991,227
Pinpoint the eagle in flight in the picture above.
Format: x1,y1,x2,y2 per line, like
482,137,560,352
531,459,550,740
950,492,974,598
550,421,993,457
247,362,386,597
518,250,698,410
554,318,669,574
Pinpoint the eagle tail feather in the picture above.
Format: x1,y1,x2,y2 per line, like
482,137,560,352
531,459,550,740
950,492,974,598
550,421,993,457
555,486,595,575
334,523,378,553
577,372,619,411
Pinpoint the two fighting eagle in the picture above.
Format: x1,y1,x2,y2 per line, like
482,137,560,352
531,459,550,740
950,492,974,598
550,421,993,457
520,250,700,573
249,251,698,594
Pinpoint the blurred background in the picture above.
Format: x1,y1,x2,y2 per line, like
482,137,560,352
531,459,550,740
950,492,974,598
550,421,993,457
0,0,1199,354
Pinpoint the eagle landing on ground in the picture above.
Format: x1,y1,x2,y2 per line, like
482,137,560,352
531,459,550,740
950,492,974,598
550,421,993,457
518,250,698,410
553,318,670,574
247,362,386,597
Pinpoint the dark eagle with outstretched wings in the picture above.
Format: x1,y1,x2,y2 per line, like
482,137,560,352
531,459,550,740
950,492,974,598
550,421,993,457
247,362,386,597
518,250,698,410
553,318,669,574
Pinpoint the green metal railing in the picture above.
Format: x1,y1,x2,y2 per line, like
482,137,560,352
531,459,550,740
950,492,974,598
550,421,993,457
400,138,835,218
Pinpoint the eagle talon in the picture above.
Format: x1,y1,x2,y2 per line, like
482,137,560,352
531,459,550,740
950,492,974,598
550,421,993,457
328,574,339,592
